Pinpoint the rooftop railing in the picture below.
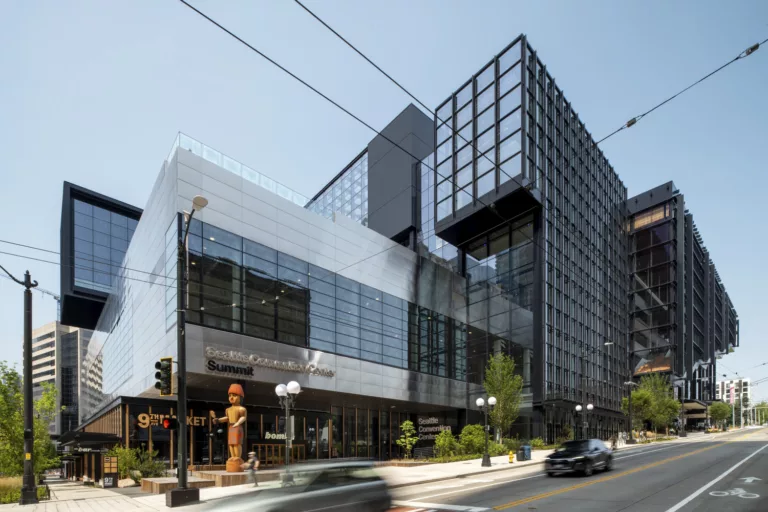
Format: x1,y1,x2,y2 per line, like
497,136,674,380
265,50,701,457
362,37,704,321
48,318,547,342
167,132,309,207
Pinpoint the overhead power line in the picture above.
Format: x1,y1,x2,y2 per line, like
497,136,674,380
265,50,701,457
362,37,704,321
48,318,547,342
290,0,765,265
595,38,765,144
176,0,630,331
291,0,606,280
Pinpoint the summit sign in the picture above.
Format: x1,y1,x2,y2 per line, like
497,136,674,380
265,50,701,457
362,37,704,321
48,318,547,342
205,347,335,378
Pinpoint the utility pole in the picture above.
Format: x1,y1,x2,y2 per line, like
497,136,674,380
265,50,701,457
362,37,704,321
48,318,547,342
1,264,39,505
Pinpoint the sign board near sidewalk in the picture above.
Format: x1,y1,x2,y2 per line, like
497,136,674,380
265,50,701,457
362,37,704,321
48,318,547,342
103,456,118,488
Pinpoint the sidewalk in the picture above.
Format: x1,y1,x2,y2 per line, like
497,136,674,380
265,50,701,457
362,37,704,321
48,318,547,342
378,450,554,488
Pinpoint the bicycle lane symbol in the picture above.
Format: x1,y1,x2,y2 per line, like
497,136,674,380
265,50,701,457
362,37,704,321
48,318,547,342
709,488,760,499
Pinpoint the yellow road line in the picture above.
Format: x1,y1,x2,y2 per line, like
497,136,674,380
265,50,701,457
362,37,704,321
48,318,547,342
493,431,763,510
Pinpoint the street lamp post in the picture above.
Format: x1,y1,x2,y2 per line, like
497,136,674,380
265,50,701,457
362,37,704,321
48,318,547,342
624,381,639,444
0,265,38,505
168,195,207,508
476,396,496,467
575,403,593,440
276,381,301,477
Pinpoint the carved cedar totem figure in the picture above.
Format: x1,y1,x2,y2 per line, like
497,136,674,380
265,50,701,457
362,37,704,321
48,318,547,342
211,383,248,472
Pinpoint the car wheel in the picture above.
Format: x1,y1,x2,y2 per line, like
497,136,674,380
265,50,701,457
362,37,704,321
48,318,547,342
547,471,555,477
604,457,613,471
583,461,593,476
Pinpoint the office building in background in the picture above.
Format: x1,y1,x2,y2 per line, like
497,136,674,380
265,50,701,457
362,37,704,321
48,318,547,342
29,321,94,436
627,183,739,426
716,378,750,403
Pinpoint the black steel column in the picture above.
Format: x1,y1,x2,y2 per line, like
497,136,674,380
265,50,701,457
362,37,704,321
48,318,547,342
167,212,199,507
481,405,491,467
177,212,188,487
21,271,37,504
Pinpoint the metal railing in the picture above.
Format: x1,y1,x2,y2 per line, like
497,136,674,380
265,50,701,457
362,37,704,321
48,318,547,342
166,133,309,207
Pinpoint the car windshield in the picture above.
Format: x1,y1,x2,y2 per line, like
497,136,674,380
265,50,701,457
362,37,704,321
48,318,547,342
560,440,590,452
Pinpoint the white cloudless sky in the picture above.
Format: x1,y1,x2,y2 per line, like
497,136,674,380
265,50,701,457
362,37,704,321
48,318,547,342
1,1,766,395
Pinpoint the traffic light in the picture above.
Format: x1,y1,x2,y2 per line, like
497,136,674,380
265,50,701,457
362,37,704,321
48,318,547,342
154,357,173,396
162,417,178,430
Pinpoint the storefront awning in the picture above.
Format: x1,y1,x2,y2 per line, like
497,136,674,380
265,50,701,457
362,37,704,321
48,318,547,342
58,431,121,448
682,399,708,411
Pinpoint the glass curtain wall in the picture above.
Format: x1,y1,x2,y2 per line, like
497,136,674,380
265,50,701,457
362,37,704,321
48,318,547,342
434,39,525,223
526,43,629,421
72,199,138,293
629,202,676,378
183,218,469,380
465,215,535,387
306,152,369,226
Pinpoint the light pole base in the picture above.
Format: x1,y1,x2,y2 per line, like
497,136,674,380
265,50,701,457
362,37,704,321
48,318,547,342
166,487,200,508
679,429,687,438
19,487,38,505
481,454,492,467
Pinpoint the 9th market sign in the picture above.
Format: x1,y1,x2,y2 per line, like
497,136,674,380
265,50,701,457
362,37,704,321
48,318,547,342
205,347,335,378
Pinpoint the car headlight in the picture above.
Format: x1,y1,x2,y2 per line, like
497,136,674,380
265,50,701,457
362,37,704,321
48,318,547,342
573,456,585,461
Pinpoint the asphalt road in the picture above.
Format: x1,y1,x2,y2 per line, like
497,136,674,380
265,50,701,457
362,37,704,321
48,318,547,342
392,427,768,512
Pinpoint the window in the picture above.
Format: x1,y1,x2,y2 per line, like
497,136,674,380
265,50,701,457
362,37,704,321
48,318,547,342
476,65,494,92
477,86,495,113
632,205,667,230
456,82,472,109
477,172,495,198
476,106,495,135
499,41,521,73
456,102,473,129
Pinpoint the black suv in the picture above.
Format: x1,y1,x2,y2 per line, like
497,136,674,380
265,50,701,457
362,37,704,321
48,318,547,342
545,439,613,476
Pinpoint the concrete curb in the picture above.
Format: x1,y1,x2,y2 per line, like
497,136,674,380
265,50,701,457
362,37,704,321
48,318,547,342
388,460,546,489
387,440,692,490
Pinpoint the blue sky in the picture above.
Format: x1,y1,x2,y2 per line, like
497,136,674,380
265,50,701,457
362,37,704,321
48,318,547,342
1,1,766,395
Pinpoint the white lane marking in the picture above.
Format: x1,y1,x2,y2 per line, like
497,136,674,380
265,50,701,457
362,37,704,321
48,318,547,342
665,443,768,512
741,476,761,483
405,474,543,502
394,501,490,511
405,442,722,503
614,445,684,460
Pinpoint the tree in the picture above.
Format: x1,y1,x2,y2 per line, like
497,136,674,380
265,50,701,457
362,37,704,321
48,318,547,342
482,353,523,440
395,420,418,459
637,374,679,434
622,388,653,432
458,424,486,455
433,430,457,459
0,362,61,476
709,401,731,429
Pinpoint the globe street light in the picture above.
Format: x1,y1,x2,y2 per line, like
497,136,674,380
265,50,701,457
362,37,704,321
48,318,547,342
575,403,594,439
276,381,301,476
476,396,496,467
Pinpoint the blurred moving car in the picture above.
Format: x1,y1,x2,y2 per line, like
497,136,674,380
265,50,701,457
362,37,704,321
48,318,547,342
545,439,613,477
204,461,391,512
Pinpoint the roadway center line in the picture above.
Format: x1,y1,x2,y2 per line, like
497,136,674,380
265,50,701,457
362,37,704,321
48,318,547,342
492,430,764,510
492,443,722,510
664,443,768,512
403,441,704,502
